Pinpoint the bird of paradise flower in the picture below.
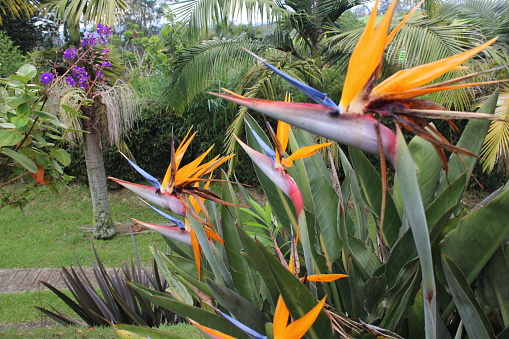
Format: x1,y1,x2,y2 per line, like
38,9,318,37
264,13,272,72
109,128,234,277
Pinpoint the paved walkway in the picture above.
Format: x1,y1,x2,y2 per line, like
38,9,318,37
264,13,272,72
0,267,116,293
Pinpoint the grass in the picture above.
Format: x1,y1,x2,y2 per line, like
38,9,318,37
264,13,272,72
0,184,203,338
0,184,172,268
0,323,203,338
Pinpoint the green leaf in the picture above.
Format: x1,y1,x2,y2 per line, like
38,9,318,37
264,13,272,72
114,324,185,339
152,249,214,298
11,116,29,128
236,226,280,308
394,127,436,338
339,148,368,240
1,147,37,172
485,245,509,328
259,241,334,339
440,188,509,284
188,215,232,286
207,279,269,334
349,147,401,246
291,128,342,265
0,130,23,147
16,64,37,78
441,254,496,339
220,175,261,307
128,282,249,339
6,94,31,108
51,148,71,166
15,103,30,116
152,249,193,305
436,89,498,194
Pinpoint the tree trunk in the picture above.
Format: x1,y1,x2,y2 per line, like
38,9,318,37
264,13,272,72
82,106,115,239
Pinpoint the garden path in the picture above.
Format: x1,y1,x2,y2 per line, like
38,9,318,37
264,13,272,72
0,267,116,293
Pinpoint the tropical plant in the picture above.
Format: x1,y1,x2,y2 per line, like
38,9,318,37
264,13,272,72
43,25,139,239
0,64,72,210
105,1,508,338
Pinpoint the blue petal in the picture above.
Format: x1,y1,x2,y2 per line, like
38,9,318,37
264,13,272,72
245,121,276,163
140,199,186,229
244,49,340,113
120,152,161,189
219,311,267,339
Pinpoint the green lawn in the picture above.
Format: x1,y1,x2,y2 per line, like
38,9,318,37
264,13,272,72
0,184,203,338
0,323,203,338
0,184,172,269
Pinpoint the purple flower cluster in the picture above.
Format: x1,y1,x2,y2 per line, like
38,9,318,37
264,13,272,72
40,72,54,84
81,24,114,46
53,24,114,90
63,48,77,59
70,66,90,88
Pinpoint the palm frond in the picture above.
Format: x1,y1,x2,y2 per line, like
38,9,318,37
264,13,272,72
166,36,271,114
0,0,39,24
437,0,509,40
172,0,283,37
481,86,509,174
46,0,128,26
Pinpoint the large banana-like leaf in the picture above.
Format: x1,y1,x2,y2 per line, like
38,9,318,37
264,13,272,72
206,279,269,334
440,186,509,284
348,147,401,247
436,89,499,194
220,175,263,307
258,238,334,339
442,254,497,339
237,225,280,308
289,128,342,266
128,282,249,339
393,127,436,338
483,245,509,328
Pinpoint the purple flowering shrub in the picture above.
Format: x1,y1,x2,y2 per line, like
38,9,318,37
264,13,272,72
41,24,114,93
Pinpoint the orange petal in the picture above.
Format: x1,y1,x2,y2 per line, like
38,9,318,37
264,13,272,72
281,142,333,167
279,297,326,339
373,37,497,95
190,229,202,279
204,227,224,244
373,80,506,101
276,120,291,160
339,0,398,111
302,274,348,282
162,129,197,189
273,296,290,338
188,319,237,339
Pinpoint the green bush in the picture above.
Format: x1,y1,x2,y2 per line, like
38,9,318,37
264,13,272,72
0,31,26,77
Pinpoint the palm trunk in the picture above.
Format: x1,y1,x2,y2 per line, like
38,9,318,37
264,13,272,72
82,106,115,239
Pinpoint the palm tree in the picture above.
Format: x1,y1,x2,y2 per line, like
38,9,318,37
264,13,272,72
44,0,131,239
0,0,38,24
